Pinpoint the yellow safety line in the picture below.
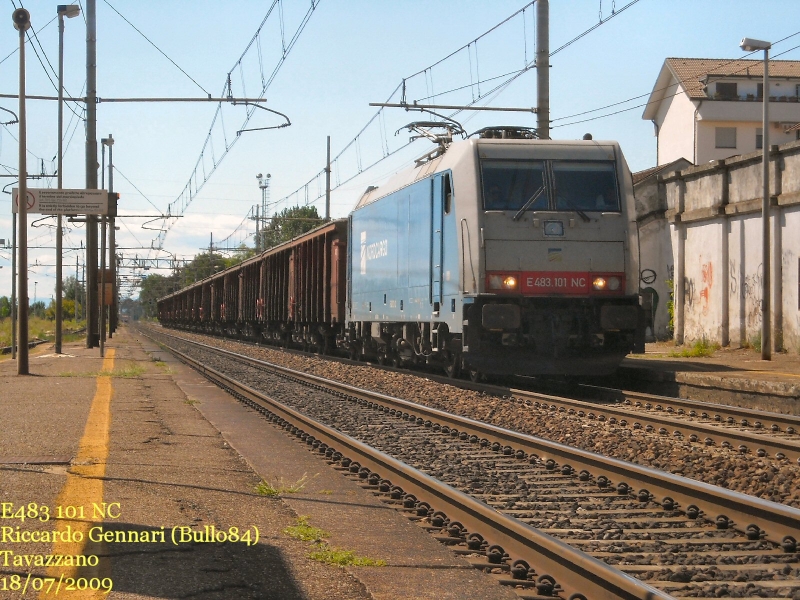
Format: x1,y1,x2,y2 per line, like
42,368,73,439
42,349,115,598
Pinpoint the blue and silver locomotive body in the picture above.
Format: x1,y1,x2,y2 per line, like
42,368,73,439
344,131,644,376
159,128,645,378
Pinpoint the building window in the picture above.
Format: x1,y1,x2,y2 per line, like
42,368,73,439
715,127,737,148
756,128,763,150
716,82,738,99
757,83,764,98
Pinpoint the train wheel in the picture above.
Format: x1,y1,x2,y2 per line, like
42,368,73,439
444,352,461,379
468,368,483,383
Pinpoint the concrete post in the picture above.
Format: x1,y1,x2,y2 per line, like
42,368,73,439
536,0,549,139
675,176,686,345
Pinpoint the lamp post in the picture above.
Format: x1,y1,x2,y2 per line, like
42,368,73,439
257,173,270,249
55,4,80,354
740,37,772,360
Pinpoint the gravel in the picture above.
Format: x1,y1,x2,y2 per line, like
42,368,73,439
145,327,800,509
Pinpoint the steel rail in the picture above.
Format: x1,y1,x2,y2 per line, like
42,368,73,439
583,383,800,432
149,329,800,549
172,324,800,461
500,387,800,464
150,331,670,600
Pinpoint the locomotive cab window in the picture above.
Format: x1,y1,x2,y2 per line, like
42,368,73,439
552,161,619,212
481,159,546,211
443,173,453,214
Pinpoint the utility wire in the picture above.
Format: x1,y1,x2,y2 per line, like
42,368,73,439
270,0,641,218
154,0,322,251
552,32,800,129
102,0,211,97
553,29,800,125
113,165,162,213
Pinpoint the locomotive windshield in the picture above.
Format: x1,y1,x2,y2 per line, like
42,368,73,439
552,161,619,212
481,160,546,211
481,159,619,213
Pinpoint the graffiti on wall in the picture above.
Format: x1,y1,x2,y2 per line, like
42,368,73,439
699,262,713,315
742,263,763,327
729,259,738,296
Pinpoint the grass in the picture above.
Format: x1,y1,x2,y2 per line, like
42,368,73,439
669,338,720,358
283,516,329,542
0,316,85,348
58,363,146,378
749,332,762,353
282,516,386,567
254,473,314,497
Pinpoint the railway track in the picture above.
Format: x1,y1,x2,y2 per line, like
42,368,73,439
142,326,800,600
148,325,800,467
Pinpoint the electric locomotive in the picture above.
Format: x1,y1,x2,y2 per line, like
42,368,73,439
158,125,645,378
342,125,644,377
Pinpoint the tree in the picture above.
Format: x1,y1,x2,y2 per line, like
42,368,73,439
63,275,85,302
138,274,176,319
45,299,75,321
0,296,10,318
260,205,325,250
29,300,46,319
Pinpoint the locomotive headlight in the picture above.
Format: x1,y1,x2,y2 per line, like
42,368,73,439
488,273,518,291
608,277,621,291
592,277,607,291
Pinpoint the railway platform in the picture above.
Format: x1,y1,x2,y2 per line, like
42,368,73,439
618,342,800,414
0,327,517,600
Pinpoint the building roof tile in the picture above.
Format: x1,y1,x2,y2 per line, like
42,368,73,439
666,57,800,100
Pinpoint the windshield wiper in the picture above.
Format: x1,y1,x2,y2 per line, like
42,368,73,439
512,186,546,221
557,194,591,222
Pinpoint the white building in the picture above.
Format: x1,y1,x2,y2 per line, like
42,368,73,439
643,58,800,166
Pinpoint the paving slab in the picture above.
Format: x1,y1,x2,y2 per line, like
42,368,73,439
1,329,371,599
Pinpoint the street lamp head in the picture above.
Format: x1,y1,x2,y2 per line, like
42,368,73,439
740,37,771,52
12,8,30,31
101,134,114,147
57,4,80,18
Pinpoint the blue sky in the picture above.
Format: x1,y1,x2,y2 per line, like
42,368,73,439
0,0,797,302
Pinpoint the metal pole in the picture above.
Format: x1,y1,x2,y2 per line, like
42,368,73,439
85,0,98,348
100,213,106,357
55,9,65,353
761,49,771,360
15,9,30,375
11,211,16,359
75,254,79,320
536,0,549,140
254,205,259,252
108,138,116,336
325,135,331,220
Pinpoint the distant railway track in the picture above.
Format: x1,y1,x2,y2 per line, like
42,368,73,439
142,326,800,600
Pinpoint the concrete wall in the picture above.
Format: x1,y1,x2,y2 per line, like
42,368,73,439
635,158,692,340
661,139,800,353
